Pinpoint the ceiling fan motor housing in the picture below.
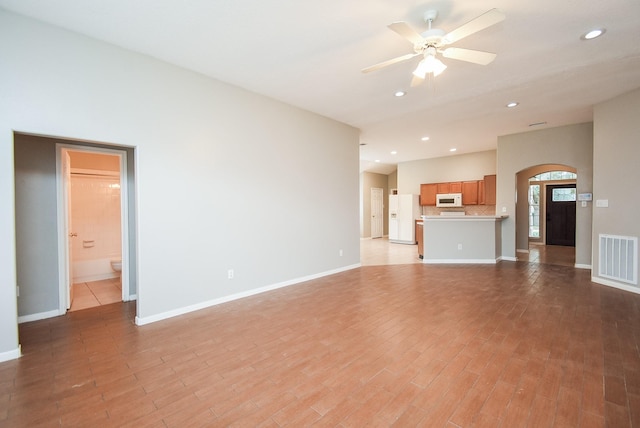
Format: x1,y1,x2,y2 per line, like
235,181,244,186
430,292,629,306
418,29,445,48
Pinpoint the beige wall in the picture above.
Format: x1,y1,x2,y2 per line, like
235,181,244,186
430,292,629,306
497,123,593,266
388,170,397,193
0,10,359,357
398,150,497,196
592,88,640,292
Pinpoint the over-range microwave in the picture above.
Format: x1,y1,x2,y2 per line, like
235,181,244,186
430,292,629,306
436,193,463,207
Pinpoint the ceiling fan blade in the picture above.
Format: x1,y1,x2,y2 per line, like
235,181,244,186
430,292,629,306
442,8,505,45
388,21,424,45
441,47,497,65
361,52,420,73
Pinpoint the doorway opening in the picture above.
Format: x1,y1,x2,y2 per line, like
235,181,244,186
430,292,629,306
62,149,127,311
57,144,133,313
517,166,577,267
14,133,137,324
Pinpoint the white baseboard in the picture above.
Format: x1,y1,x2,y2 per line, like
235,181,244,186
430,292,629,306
18,309,63,324
501,256,518,262
575,263,592,270
135,263,361,326
516,249,529,254
591,276,640,294
0,345,21,363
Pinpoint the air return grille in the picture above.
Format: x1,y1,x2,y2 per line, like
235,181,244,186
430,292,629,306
599,234,638,285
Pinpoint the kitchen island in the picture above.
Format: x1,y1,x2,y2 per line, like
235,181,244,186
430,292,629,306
422,215,508,264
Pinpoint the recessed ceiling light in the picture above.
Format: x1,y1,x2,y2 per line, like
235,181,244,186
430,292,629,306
421,136,430,141
391,151,397,155
394,91,406,97
581,28,606,40
375,159,380,163
449,148,457,152
506,102,519,108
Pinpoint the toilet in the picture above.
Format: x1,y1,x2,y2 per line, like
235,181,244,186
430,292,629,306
110,258,122,281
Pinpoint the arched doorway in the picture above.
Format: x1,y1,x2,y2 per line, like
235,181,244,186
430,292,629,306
516,164,577,266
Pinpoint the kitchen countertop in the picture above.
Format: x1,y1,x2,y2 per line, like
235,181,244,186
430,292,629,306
421,215,508,220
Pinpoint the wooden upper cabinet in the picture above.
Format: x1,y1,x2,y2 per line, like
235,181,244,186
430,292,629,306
420,183,437,206
449,181,462,193
436,182,450,194
484,174,497,205
437,181,462,194
421,177,494,206
462,181,479,205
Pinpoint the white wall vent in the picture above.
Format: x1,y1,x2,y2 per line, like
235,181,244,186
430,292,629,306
599,234,638,285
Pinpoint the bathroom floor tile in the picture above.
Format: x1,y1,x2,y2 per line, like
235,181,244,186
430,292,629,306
69,278,121,311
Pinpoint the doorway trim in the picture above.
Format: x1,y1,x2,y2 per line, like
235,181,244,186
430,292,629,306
55,144,131,313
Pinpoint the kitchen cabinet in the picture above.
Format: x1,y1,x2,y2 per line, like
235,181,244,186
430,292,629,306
420,183,437,206
436,182,450,194
437,182,462,193
416,220,424,259
484,174,497,205
462,181,479,205
421,177,494,205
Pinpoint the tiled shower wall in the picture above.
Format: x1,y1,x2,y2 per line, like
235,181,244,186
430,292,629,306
70,174,121,282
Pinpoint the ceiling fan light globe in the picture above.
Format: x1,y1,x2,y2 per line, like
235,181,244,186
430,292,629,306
412,67,427,79
432,59,447,76
412,58,428,78
414,54,447,77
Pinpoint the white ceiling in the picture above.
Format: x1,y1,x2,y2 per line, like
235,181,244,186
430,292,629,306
2,0,640,175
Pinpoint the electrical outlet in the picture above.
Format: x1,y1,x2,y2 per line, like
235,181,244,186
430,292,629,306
227,269,234,279
339,249,343,257
457,243,463,250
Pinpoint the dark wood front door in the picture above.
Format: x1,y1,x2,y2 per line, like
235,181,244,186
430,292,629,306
545,184,576,246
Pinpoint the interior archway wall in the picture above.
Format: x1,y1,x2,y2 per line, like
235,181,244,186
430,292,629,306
497,122,593,267
516,164,577,252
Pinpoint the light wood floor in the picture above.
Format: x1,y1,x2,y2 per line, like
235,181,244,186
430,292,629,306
3,241,639,427
360,237,576,268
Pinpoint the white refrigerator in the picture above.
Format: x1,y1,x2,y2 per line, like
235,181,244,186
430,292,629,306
389,194,421,244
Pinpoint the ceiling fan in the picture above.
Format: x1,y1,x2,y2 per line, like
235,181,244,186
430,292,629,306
362,8,505,84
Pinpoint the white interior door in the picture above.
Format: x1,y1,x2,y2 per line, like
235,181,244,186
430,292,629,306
62,149,74,309
371,188,383,238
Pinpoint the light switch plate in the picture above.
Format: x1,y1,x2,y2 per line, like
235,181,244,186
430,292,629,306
596,199,609,208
